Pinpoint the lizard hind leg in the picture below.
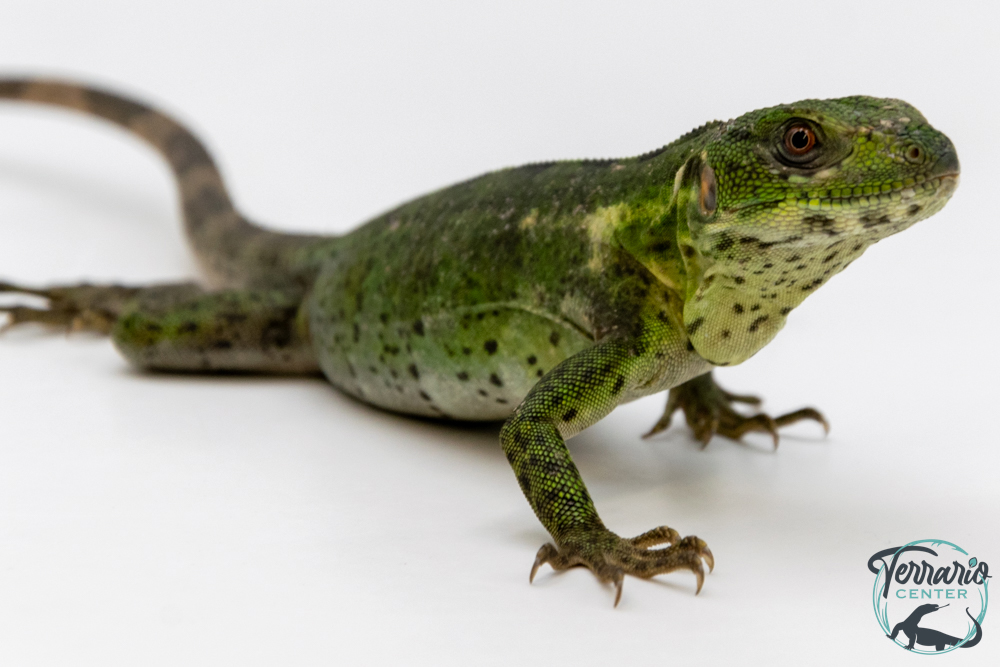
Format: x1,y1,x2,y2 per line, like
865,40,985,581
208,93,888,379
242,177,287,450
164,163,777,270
113,286,320,374
1,280,319,374
643,371,829,448
0,280,162,334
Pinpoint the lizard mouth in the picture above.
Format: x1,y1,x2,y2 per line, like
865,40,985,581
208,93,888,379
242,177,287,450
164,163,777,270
787,171,958,214
726,171,959,217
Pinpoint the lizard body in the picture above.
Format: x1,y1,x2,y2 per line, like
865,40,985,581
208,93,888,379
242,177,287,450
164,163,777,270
0,80,958,605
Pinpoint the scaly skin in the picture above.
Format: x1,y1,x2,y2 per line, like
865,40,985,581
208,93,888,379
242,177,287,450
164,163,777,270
0,80,959,605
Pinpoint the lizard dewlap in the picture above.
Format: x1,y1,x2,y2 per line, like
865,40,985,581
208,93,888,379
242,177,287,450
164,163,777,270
0,80,958,606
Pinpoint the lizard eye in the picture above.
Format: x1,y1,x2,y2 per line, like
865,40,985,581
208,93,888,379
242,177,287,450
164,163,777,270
784,125,816,156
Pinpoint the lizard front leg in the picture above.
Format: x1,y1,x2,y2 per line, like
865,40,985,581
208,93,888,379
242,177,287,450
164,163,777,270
500,335,713,606
643,371,828,447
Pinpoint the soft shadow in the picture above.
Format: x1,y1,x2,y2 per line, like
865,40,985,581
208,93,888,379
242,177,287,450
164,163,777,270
118,364,326,383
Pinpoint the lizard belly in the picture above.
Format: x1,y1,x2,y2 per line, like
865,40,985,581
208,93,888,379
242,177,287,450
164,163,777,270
310,288,593,420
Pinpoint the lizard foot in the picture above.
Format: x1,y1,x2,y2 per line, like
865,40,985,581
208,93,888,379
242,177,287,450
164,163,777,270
643,371,828,448
0,281,143,334
530,525,713,607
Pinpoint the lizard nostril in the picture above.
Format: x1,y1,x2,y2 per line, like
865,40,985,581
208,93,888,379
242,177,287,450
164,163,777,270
905,144,924,164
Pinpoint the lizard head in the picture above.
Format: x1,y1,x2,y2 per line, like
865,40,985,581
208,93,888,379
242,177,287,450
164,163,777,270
675,96,959,366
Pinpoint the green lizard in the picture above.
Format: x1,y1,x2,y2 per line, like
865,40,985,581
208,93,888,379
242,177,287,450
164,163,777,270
0,80,959,606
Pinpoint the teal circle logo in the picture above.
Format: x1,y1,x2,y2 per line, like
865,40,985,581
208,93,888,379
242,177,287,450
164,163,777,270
868,539,989,653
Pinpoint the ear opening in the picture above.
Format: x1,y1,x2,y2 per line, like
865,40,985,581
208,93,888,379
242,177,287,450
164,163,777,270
672,151,718,223
699,161,717,216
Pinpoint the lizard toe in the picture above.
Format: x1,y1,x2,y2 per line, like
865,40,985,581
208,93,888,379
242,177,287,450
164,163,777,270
774,407,830,434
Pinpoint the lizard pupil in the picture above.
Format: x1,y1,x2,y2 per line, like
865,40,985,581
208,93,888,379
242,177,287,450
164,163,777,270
786,127,815,154
783,125,817,158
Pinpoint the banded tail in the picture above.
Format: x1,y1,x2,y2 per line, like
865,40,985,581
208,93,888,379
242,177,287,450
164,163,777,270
0,79,326,288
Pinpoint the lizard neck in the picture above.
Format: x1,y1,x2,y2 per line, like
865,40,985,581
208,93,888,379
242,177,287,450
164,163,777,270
610,139,714,296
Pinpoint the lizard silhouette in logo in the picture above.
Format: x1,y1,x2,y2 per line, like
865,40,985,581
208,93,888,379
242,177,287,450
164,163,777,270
887,604,982,651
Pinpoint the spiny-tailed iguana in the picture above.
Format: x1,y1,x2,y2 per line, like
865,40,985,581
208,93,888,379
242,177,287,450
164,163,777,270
0,80,959,606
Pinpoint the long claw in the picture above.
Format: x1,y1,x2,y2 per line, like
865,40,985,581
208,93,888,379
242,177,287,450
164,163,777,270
765,417,780,450
694,564,705,595
774,407,830,435
731,413,779,449
753,414,779,450
642,393,679,439
613,571,624,608
530,543,557,583
696,415,719,448
702,546,715,573
641,417,671,439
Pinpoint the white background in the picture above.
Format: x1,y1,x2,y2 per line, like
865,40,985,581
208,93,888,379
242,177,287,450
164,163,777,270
0,1,997,665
